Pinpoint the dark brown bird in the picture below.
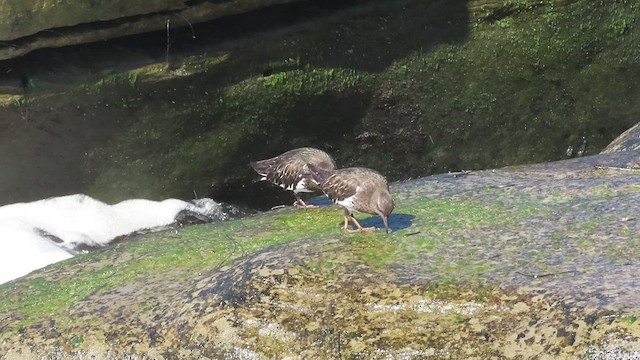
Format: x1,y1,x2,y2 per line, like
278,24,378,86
305,164,394,233
250,147,336,208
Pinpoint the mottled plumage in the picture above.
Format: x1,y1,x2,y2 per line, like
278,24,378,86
250,147,336,208
306,165,394,233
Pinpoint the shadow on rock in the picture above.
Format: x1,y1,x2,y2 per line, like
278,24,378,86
359,212,414,232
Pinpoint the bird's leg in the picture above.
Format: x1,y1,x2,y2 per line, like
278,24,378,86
345,214,375,233
293,194,318,209
342,214,350,232
350,215,375,232
341,209,353,232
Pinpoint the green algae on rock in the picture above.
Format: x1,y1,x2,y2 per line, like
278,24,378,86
1,0,640,206
1,150,640,358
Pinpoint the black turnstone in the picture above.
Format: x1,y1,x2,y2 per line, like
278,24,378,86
305,164,394,233
250,147,336,208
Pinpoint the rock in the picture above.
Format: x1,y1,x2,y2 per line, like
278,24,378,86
0,0,585,61
600,122,640,154
0,0,639,209
0,0,305,60
0,0,187,41
1,150,640,358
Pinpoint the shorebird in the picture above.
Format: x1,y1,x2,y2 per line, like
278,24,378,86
250,147,336,208
305,164,394,233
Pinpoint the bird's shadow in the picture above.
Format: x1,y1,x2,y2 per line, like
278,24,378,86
307,196,415,232
359,213,415,232
306,196,332,207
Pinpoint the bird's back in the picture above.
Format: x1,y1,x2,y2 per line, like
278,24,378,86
251,148,336,191
319,167,389,202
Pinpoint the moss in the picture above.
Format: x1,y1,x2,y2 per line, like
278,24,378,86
79,72,138,95
620,316,638,325
0,196,500,330
84,59,370,202
1,158,640,356
1,0,639,205
366,0,640,174
0,206,345,329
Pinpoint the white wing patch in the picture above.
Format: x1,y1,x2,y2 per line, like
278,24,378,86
293,178,313,194
336,194,357,214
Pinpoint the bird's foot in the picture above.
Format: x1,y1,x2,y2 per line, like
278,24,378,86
293,196,319,209
343,226,376,233
294,201,319,209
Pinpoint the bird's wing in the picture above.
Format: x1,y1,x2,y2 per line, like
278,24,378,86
267,158,305,190
321,171,360,201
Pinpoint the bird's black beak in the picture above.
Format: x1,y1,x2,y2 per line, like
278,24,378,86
382,214,390,234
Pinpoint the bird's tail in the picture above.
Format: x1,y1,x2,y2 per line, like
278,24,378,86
249,159,271,176
304,163,332,185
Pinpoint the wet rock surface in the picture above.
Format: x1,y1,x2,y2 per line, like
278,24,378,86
2,148,640,359
1,0,638,208
0,0,306,60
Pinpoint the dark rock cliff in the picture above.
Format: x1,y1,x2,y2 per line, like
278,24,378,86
0,0,638,209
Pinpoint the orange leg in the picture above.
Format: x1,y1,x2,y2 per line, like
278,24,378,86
294,194,318,209
342,214,350,231
342,211,375,233
349,215,375,232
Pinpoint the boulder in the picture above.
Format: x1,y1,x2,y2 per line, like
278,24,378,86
0,0,304,60
0,0,638,210
1,148,640,358
601,122,640,154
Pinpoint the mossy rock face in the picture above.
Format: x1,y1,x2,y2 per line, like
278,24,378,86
0,0,186,41
0,0,640,207
1,150,640,358
0,0,306,60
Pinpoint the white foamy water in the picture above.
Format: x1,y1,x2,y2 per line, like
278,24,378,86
0,194,229,285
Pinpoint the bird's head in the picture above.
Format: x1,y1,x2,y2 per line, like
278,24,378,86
375,190,394,233
303,163,333,185
316,160,336,171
